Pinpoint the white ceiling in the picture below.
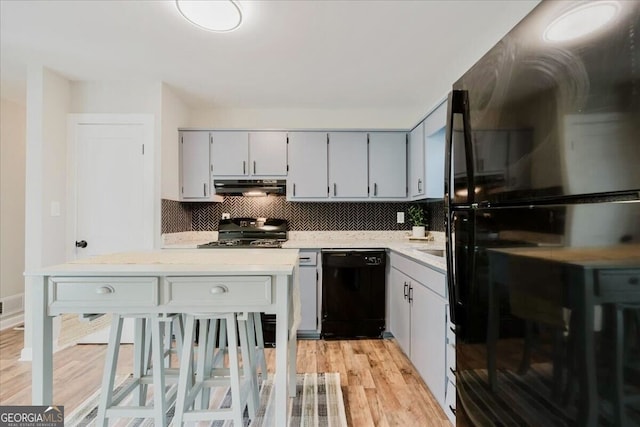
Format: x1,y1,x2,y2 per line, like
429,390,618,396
0,0,540,124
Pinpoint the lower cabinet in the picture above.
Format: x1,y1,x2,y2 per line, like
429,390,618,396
298,251,320,335
389,252,452,422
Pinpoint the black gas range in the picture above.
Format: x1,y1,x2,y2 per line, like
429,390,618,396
197,217,288,249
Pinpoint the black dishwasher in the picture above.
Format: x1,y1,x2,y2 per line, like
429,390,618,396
321,250,386,339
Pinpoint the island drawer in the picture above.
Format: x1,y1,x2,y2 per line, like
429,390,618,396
49,277,159,310
165,276,272,307
595,269,640,300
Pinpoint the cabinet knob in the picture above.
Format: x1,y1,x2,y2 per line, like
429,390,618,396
96,285,114,295
210,286,228,295
75,240,88,248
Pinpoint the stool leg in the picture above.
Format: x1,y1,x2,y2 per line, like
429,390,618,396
252,312,268,379
226,314,244,426
133,317,147,406
151,318,168,426
174,314,196,427
238,313,259,418
614,305,626,427
96,314,124,427
196,318,213,409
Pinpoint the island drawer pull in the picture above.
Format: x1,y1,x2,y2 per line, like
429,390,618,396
96,285,115,295
210,285,229,295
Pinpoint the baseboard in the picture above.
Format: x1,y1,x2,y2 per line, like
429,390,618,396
0,312,24,331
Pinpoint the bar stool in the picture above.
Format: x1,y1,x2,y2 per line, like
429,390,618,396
173,312,259,426
96,313,184,427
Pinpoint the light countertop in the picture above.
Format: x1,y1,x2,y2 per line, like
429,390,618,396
31,249,300,276
162,231,447,272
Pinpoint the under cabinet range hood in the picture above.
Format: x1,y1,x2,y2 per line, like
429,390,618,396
213,179,286,196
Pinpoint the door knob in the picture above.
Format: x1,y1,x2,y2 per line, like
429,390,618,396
75,240,88,248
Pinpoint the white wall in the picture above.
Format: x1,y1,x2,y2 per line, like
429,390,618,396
0,98,26,300
161,84,190,201
188,107,416,130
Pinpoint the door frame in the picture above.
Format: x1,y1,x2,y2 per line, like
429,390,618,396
66,114,155,261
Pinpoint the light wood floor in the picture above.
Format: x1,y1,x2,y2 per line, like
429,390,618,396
0,326,450,426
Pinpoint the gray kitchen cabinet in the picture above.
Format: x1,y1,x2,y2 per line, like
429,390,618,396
409,122,425,198
211,131,287,177
249,131,288,176
298,251,320,333
211,131,249,176
180,131,211,199
328,132,368,199
368,132,407,199
287,132,329,199
389,251,449,412
423,100,446,199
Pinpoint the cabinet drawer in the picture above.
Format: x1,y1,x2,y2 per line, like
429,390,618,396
165,276,272,307
596,269,640,300
49,277,159,310
299,252,317,266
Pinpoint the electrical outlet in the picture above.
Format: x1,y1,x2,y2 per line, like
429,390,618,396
222,213,231,220
397,212,405,224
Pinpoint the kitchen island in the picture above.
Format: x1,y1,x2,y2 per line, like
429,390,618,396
26,249,300,426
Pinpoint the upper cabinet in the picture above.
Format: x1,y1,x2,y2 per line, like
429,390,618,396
422,100,446,199
409,122,425,198
179,131,222,202
288,132,328,199
369,132,407,199
328,132,369,199
210,131,287,177
409,99,446,200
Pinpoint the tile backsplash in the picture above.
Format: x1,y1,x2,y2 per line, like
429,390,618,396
162,197,445,233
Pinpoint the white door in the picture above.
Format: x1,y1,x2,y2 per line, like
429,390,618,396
369,132,407,199
249,131,288,176
69,115,154,343
74,123,152,258
287,132,328,199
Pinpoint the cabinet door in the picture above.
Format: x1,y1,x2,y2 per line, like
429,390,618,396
390,268,411,357
211,131,249,176
299,264,318,331
249,131,288,176
369,132,407,199
423,100,447,199
409,122,425,198
287,132,328,199
411,282,447,407
180,131,211,199
328,132,368,199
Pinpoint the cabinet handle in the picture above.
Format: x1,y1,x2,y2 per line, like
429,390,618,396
449,367,456,375
374,183,378,196
408,285,414,303
96,285,115,295
293,183,296,197
333,183,337,196
75,240,88,248
449,406,456,415
210,286,228,295
203,183,207,196
299,257,311,261
418,179,422,193
450,326,456,334
243,161,246,174
403,282,409,299
253,161,256,174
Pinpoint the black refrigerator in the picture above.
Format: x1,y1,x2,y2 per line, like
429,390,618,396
444,1,640,426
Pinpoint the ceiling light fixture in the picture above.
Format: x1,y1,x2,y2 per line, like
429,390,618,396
544,1,619,42
175,0,242,33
